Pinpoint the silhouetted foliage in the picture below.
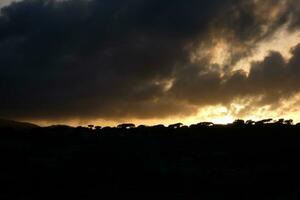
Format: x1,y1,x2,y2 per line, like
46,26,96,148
88,124,94,129
117,123,136,129
137,125,147,129
246,120,255,125
152,124,166,129
1,119,300,200
168,123,183,129
233,119,245,126
197,122,214,127
255,118,273,125
285,119,293,125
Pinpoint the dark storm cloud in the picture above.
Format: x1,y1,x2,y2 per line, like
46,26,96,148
0,0,299,121
0,0,230,119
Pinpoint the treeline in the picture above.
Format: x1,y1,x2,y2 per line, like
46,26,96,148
66,118,298,131
1,119,300,200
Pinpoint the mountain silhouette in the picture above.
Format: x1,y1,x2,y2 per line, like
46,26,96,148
0,118,39,130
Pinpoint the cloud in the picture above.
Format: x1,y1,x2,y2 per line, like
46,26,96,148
0,0,22,9
0,0,300,122
170,44,300,116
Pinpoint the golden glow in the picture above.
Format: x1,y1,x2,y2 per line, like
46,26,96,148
28,92,300,127
210,40,231,66
234,24,300,72
190,38,232,68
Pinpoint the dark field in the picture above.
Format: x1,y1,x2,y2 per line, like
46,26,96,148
1,124,300,199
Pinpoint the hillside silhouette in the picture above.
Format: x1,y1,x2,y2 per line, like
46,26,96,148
1,119,300,199
0,118,39,130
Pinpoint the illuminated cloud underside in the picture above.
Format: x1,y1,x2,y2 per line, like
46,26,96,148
234,25,300,72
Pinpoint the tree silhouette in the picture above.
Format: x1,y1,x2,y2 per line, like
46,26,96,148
168,123,183,129
88,125,94,129
233,119,245,126
255,118,273,125
246,120,255,125
197,122,214,127
117,123,135,129
284,119,293,125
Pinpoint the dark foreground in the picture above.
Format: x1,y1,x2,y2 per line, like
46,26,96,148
1,124,300,199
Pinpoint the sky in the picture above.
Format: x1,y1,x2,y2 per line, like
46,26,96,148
1,0,300,126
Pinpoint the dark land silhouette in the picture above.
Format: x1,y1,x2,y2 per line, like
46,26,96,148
0,118,39,130
1,119,300,199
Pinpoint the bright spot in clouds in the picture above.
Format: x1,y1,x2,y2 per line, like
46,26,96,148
234,24,300,72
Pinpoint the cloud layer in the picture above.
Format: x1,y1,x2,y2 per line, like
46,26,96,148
0,0,300,122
